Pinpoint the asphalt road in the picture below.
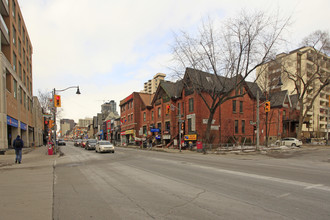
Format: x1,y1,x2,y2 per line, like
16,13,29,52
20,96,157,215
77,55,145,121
53,143,330,220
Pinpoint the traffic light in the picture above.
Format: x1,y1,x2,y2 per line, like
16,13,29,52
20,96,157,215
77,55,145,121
166,104,170,114
49,120,54,128
181,122,185,131
265,101,270,112
54,95,61,107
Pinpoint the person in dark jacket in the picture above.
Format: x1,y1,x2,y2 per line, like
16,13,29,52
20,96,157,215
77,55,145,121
13,135,24,164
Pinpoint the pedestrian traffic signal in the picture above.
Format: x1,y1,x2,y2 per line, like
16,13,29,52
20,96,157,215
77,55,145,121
166,104,170,114
265,101,270,112
54,95,61,107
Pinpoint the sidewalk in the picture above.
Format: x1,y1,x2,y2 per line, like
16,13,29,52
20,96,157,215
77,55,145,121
0,146,57,220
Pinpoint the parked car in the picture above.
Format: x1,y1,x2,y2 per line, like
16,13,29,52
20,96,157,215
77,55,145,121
85,139,97,150
74,139,82,147
58,139,66,146
276,138,302,147
95,141,115,153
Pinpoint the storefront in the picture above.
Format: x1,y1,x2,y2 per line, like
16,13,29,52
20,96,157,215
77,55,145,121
121,129,135,145
163,130,171,146
7,116,19,148
184,134,197,148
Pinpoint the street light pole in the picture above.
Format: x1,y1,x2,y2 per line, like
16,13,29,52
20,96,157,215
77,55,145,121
256,90,260,150
52,86,81,146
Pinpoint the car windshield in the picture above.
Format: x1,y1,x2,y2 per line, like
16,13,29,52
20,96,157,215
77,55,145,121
99,141,111,145
88,139,97,143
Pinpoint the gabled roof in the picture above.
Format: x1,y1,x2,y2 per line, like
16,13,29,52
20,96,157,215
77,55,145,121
289,94,299,109
184,67,238,94
139,93,154,107
269,90,291,108
151,80,183,104
160,80,183,99
245,81,266,100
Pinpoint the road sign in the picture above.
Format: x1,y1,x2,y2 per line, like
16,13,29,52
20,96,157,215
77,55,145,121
250,121,256,125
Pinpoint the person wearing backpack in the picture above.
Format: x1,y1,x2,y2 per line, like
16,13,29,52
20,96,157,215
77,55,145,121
13,135,24,164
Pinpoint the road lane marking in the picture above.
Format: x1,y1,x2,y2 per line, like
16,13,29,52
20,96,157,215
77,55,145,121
150,157,330,192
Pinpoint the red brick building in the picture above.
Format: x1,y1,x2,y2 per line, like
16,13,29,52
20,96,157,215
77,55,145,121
120,68,299,147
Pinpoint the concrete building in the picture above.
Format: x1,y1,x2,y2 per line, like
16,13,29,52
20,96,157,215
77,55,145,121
256,46,330,138
142,73,166,94
78,118,92,128
0,0,34,149
60,119,75,137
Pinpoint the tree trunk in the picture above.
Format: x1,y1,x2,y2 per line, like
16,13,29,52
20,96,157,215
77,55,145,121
205,110,216,143
296,101,304,140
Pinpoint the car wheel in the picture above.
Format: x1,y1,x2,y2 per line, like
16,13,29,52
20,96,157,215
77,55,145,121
291,143,296,147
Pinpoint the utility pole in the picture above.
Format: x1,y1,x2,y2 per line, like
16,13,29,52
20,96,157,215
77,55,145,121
256,90,260,150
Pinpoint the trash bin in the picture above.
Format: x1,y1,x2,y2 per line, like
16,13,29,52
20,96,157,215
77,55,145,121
48,147,53,155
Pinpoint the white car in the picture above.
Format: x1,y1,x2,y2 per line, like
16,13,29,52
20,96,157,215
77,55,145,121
95,141,115,153
276,138,302,147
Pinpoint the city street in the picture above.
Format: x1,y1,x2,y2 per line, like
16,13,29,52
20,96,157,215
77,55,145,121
53,142,330,219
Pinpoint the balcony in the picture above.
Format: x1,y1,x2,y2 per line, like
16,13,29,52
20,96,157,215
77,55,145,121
0,14,9,45
0,0,9,17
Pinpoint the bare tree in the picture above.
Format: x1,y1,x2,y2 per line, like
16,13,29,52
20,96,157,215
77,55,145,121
283,30,330,139
171,10,289,142
37,89,63,118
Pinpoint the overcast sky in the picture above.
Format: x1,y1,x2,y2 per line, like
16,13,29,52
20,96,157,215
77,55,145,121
19,0,329,123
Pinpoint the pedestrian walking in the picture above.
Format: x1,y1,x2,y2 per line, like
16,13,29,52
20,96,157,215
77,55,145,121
13,135,24,164
148,138,152,149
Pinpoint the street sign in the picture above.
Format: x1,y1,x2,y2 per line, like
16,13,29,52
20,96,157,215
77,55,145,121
250,121,256,125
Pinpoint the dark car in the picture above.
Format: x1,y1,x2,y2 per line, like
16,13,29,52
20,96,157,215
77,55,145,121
58,139,66,146
74,139,82,147
85,139,97,150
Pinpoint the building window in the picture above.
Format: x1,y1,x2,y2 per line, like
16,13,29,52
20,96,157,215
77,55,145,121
178,103,181,116
13,52,17,72
235,120,238,133
233,100,236,113
23,91,26,108
242,120,245,134
188,118,192,132
189,98,194,112
143,112,146,122
6,72,11,92
12,25,16,46
13,79,17,99
158,107,161,118
240,101,243,113
128,115,130,122
151,111,154,121
165,121,170,130
182,102,185,115
12,0,16,19
18,15,21,33
143,126,147,135
157,122,161,131
19,87,22,104
131,114,133,121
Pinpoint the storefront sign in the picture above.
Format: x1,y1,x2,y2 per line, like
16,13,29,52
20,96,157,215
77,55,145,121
155,135,161,140
150,128,160,132
125,130,134,135
7,116,18,128
184,134,197,141
20,122,27,130
120,132,126,136
163,135,171,140
163,130,170,134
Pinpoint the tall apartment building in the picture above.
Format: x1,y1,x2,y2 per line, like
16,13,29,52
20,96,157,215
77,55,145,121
0,0,34,149
256,46,330,138
142,73,166,94
101,100,118,115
